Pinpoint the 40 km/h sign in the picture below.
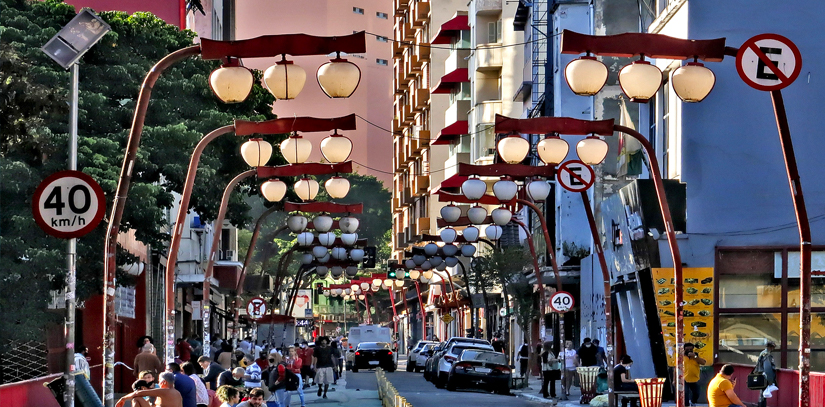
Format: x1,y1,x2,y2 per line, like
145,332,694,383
32,170,105,239
550,291,575,313
736,33,802,92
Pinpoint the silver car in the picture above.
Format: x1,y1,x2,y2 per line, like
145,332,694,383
406,340,436,372
415,343,437,372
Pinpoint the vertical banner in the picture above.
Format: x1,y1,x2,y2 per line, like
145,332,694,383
192,300,202,320
292,289,313,319
652,267,715,366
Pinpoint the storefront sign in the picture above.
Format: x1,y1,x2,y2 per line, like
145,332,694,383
652,267,715,366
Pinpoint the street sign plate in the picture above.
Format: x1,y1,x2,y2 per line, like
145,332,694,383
32,170,105,239
441,314,455,323
736,33,802,91
246,296,268,320
550,291,575,313
557,160,595,193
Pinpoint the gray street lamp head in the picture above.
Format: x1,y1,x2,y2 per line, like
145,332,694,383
42,9,111,70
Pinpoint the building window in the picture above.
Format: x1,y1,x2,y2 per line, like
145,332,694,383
353,7,364,14
376,11,388,19
377,59,388,66
376,36,389,42
487,20,502,44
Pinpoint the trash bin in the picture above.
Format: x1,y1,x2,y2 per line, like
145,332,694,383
577,366,601,404
634,378,666,407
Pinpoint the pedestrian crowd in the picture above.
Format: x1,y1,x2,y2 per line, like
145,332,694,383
117,334,347,407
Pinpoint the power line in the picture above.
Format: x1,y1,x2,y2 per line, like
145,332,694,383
364,31,562,51
355,114,503,140
352,161,458,177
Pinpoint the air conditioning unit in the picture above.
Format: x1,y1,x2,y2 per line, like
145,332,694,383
221,250,235,261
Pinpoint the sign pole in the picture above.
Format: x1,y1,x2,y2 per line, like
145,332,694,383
64,62,79,407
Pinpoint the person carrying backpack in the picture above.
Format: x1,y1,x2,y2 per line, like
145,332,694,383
269,353,300,407
286,346,306,407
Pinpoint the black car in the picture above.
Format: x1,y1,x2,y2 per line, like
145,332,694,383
446,349,512,394
352,342,396,372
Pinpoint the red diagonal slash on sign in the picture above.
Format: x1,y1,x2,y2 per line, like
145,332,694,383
736,34,801,92
563,166,591,186
747,43,789,83
557,160,594,192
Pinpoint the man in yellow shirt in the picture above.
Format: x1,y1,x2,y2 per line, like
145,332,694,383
707,364,746,407
684,343,706,406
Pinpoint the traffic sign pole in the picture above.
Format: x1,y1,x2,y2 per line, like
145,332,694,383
65,63,79,407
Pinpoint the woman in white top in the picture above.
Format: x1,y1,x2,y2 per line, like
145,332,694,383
562,340,578,399
182,362,210,407
216,384,240,407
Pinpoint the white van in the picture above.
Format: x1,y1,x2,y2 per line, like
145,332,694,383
346,325,392,370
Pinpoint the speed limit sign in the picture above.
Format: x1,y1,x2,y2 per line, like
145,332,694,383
550,291,575,313
32,170,105,239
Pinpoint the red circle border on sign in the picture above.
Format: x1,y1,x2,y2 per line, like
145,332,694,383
247,296,267,320
550,291,575,313
735,33,802,92
556,160,595,193
31,170,106,239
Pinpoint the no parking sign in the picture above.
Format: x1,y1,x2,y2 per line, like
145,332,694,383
736,33,802,91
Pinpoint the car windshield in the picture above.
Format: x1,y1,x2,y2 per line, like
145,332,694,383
358,342,390,350
460,350,508,364
450,345,492,355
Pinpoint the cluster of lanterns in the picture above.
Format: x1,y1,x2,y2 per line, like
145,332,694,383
209,53,362,103
565,54,716,103
238,131,354,203
290,214,363,279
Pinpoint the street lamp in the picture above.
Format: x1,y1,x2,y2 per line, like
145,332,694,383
440,204,462,223
461,178,487,200
263,56,307,100
295,178,320,201
320,130,354,163
288,215,308,232
496,134,530,164
280,133,313,164
618,57,663,103
325,176,351,199
576,136,609,165
564,55,608,96
670,61,716,102
261,179,287,202
209,59,254,103
536,135,569,165
317,54,362,98
467,206,488,224
313,215,334,232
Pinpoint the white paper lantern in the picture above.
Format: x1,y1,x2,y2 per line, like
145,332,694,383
445,257,459,267
422,270,434,280
341,233,358,246
279,135,312,164
320,131,354,162
576,136,609,165
325,176,350,199
317,57,362,98
467,206,488,224
619,60,663,103
442,245,458,257
323,289,331,297
485,225,503,240
440,228,457,244
331,266,343,278
312,246,329,258
462,226,480,242
409,269,421,280
526,180,552,202
346,266,359,277
424,243,440,256
301,253,314,265
405,259,417,269
319,232,337,247
429,256,443,267
460,244,476,257
413,254,427,266
263,58,306,100
313,215,334,232
297,232,315,247
260,179,286,202
288,215,308,233
564,56,608,96
440,204,461,223
349,249,365,262
331,247,348,260
316,266,329,278
671,62,716,103
420,260,432,271
497,135,530,164
493,180,518,201
491,208,513,226
240,138,273,167
536,136,569,165
294,178,319,201
394,280,404,288
360,282,370,291
317,253,330,263
435,263,447,271
462,178,487,200
209,65,254,103
339,217,360,233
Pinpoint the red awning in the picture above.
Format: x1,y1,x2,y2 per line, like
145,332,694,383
431,68,469,94
432,174,468,194
431,120,468,145
432,15,470,44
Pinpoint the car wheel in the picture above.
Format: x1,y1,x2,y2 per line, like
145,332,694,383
352,367,359,373
446,377,456,391
387,366,396,373
406,363,413,372
435,373,446,388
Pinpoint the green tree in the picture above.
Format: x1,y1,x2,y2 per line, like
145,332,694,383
0,0,282,344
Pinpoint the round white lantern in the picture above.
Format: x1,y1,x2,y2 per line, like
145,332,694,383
460,245,477,257
467,206,488,224
413,254,427,266
287,215,308,233
316,266,329,278
493,180,518,201
301,253,314,265
441,245,458,257
209,65,254,103
405,259,417,269
320,131,354,163
297,232,315,247
346,266,359,277
440,228,457,244
241,138,273,167
260,179,286,202
331,267,343,278
325,176,350,199
422,270,434,280
409,269,421,280
424,243,439,256
341,233,358,246
429,256,443,267
312,246,328,258
526,180,552,202
339,217,360,233
537,136,569,165
497,135,530,164
565,56,608,96
462,178,487,201
349,248,365,262
576,136,609,165
485,225,503,240
294,178,319,201
491,208,513,226
279,135,312,164
619,59,663,103
318,232,337,247
671,62,716,103
440,204,462,223
420,261,432,270
331,247,348,260
317,57,362,98
445,257,459,267
263,58,306,100
462,226,480,242
313,215,334,232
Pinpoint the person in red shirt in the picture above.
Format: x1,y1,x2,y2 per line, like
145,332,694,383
286,346,305,407
297,341,314,388
176,338,193,363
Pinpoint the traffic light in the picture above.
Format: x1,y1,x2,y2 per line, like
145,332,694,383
388,269,397,279
362,246,377,268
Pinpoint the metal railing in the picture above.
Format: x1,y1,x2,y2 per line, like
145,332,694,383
376,367,413,407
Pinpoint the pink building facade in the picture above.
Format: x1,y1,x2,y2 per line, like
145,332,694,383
65,0,185,28
235,0,394,185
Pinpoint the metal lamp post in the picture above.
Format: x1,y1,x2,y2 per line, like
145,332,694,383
41,10,111,407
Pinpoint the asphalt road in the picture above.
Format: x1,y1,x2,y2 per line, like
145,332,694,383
344,359,543,407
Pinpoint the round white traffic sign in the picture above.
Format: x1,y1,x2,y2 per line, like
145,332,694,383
736,33,802,91
32,170,105,239
550,291,575,313
246,296,268,320
557,160,595,193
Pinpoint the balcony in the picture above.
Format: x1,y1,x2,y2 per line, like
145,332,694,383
402,103,414,125
404,22,415,41
413,88,429,112
393,41,404,59
475,0,502,15
445,48,471,73
474,100,502,125
413,175,429,193
412,1,429,27
394,0,409,15
401,187,415,205
412,127,430,154
445,99,471,124
416,217,431,235
444,152,470,179
475,45,502,71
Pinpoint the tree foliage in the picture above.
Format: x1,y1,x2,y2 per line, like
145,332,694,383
0,0,281,343
470,246,536,329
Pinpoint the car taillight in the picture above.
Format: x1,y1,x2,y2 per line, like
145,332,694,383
494,366,511,373
388,351,393,355
355,351,360,356
454,362,472,371
349,345,353,349
444,355,456,363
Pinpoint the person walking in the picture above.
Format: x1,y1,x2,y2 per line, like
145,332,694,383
73,345,91,380
679,342,707,406
561,340,578,400
312,337,336,398
540,342,561,399
286,346,306,407
576,338,598,367
593,339,607,368
756,341,777,407
242,354,263,390
330,341,341,385
708,364,747,407
298,341,314,388
268,353,291,407
517,340,530,378
134,343,164,379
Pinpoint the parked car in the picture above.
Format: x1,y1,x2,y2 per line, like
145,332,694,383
351,342,396,373
346,325,392,370
415,343,437,372
435,341,495,387
407,341,436,372
446,349,512,394
423,342,446,381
